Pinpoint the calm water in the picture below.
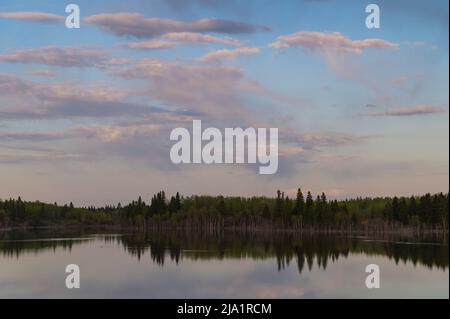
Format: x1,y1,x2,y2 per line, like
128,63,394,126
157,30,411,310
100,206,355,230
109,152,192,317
0,229,448,298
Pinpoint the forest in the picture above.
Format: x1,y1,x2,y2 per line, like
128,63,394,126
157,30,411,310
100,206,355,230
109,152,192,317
0,189,448,232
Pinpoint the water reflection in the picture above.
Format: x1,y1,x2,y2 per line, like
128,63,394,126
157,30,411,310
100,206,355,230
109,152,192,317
1,229,448,273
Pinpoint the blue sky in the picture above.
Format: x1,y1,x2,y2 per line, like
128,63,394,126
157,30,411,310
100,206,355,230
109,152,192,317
0,0,448,206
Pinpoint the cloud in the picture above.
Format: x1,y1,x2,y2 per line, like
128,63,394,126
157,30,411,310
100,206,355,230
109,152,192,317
162,0,239,11
0,152,85,164
0,11,64,23
120,40,177,50
29,69,56,77
102,58,134,65
0,65,374,178
269,31,398,54
71,123,166,142
390,75,409,85
0,73,172,120
0,131,65,142
0,122,167,147
0,73,32,94
0,72,126,101
0,46,109,67
84,13,270,38
268,32,398,91
367,104,444,117
110,58,310,166
111,57,301,131
163,32,243,46
120,34,244,51
317,154,358,162
112,59,249,118
200,47,261,61
278,146,305,156
38,100,159,119
0,144,90,165
282,131,373,149
0,122,175,168
0,97,165,121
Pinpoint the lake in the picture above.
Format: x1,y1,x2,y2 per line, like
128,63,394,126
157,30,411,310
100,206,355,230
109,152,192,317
0,229,448,298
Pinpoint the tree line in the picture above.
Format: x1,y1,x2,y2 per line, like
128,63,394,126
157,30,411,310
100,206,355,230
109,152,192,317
0,189,448,232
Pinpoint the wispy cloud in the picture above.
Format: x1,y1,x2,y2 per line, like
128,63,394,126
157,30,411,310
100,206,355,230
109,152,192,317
200,47,260,61
269,31,398,54
0,46,109,67
0,73,171,120
120,40,177,50
112,59,249,119
268,31,399,91
163,32,243,46
110,57,317,138
0,122,175,168
71,123,166,142
101,57,134,66
367,104,444,117
120,32,244,51
0,131,65,142
0,11,64,23
85,13,270,38
0,152,85,164
278,145,305,156
28,69,56,77
317,154,358,162
390,75,409,85
282,131,374,149
110,57,299,130
0,118,194,144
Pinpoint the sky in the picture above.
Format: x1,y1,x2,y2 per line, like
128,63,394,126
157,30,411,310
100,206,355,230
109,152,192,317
0,0,448,206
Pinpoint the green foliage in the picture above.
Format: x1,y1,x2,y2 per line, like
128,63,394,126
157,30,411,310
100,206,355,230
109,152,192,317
0,191,448,230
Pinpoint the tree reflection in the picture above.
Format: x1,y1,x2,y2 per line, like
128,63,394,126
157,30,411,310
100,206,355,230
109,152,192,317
1,229,448,273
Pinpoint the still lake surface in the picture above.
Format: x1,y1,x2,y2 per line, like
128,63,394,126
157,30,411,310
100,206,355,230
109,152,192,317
0,229,448,298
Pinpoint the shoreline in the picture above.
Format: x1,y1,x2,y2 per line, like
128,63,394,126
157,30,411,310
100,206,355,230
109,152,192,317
1,224,448,237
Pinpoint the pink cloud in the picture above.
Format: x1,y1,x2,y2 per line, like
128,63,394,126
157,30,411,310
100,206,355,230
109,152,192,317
390,75,409,85
200,47,261,61
120,40,177,50
28,69,56,77
269,31,398,54
0,11,63,23
163,32,243,46
0,46,109,67
71,123,165,142
368,104,444,117
85,13,270,38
